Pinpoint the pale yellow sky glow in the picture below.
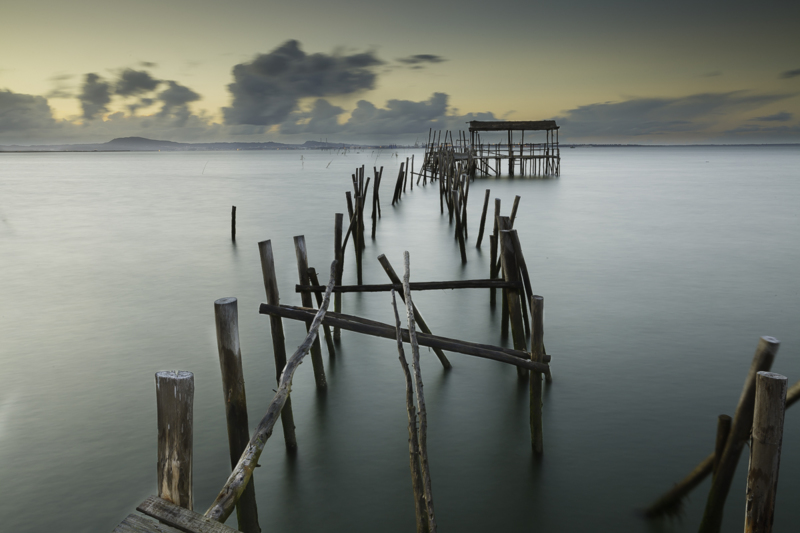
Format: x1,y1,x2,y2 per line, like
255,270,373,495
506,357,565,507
1,0,799,144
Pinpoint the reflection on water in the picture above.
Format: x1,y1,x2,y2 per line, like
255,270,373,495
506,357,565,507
1,146,799,532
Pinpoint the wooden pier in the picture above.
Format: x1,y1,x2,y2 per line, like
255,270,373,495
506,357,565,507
420,120,561,181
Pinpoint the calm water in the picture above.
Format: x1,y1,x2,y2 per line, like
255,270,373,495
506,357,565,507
1,146,799,533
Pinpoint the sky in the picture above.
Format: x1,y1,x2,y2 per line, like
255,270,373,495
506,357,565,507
1,0,799,145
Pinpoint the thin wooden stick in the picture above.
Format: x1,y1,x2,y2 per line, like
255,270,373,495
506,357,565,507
296,279,520,293
402,252,437,532
476,189,491,248
205,261,337,523
308,267,336,358
294,236,327,389
391,289,428,533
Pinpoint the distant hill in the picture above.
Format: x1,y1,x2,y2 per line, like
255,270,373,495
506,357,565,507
0,137,366,152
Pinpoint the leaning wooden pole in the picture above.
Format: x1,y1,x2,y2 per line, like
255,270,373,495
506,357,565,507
308,267,336,358
205,261,337,524
377,254,451,369
402,252,437,533
213,298,261,533
744,372,787,533
155,370,194,510
257,239,298,450
391,289,429,533
698,336,780,533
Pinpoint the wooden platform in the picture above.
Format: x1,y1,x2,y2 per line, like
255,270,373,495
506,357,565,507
113,496,238,533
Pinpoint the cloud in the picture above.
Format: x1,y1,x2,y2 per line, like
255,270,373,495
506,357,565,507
396,54,447,66
750,112,792,122
779,68,800,79
0,90,56,134
223,39,383,126
557,91,796,139
78,73,112,120
116,69,160,96
156,81,201,126
279,92,496,139
139,61,157,68
700,71,722,78
45,74,74,99
280,98,346,135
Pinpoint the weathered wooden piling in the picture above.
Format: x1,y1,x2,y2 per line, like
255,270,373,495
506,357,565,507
334,214,344,342
378,254,451,369
213,298,260,533
489,198,501,306
257,239,298,450
499,227,527,378
476,189,491,248
155,370,194,510
698,336,780,533
293,236,328,389
744,372,788,533
530,295,544,454
231,206,236,241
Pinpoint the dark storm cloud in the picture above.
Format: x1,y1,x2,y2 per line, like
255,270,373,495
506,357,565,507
139,61,157,68
156,81,201,126
779,68,800,79
0,90,56,132
750,112,792,122
396,54,447,65
558,91,795,138
280,99,346,134
78,73,112,119
279,93,496,136
345,92,449,134
223,40,383,126
116,69,161,96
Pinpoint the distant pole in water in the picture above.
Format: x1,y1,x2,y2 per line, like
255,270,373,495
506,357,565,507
231,206,236,241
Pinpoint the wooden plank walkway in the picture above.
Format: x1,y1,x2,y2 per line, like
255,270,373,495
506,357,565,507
112,496,239,533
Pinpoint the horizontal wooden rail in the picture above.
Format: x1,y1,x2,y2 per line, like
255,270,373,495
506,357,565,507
296,279,520,294
259,303,551,372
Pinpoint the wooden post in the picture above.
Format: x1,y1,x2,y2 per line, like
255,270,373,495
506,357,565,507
308,267,336,357
293,236,327,390
713,414,732,476
155,371,194,510
257,239,298,450
699,336,780,533
509,196,521,228
231,206,236,241
499,227,527,378
213,298,261,533
334,214,343,342
476,189,490,248
530,295,544,454
489,199,501,305
744,372,788,533
377,254,451,370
